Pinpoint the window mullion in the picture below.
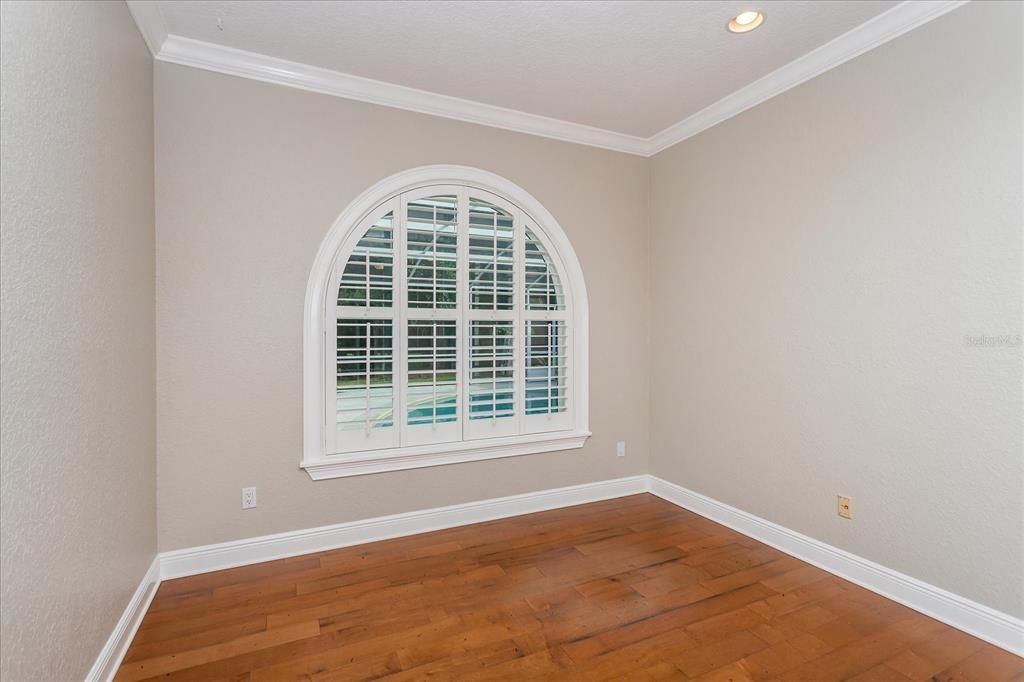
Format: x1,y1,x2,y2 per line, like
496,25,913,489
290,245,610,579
547,318,553,424
396,193,409,447
362,319,371,435
514,207,525,435
491,209,498,310
522,309,569,321
334,305,397,320
456,187,469,441
491,208,499,425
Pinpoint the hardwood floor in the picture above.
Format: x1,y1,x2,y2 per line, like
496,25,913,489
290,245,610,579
117,494,1022,681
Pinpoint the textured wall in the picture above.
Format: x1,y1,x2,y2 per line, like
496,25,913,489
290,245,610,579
649,1,1022,617
0,2,156,679
155,63,650,551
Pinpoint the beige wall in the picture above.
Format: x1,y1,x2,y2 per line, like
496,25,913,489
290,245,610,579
154,63,650,551
0,2,156,679
649,1,1022,618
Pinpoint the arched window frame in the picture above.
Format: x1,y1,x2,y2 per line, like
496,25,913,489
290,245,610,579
302,166,590,479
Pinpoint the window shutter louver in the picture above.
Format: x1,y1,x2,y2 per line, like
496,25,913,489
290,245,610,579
407,196,458,309
468,321,515,420
406,320,458,427
468,198,515,311
524,227,565,311
328,200,400,454
525,320,568,416
339,212,394,307
334,319,395,428
521,225,572,432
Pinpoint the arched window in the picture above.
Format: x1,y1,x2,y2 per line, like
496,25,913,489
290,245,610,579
302,166,589,479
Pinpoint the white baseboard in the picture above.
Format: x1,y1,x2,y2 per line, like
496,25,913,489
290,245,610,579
85,556,161,682
93,473,1020,678
647,476,1024,657
159,475,649,579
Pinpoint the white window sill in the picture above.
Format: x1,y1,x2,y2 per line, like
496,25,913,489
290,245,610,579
301,430,591,480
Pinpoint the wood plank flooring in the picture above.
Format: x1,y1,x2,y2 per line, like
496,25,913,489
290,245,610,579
117,494,1022,681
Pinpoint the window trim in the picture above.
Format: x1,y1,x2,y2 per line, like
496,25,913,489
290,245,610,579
302,166,590,480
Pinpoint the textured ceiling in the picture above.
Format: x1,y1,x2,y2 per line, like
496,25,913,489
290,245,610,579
157,0,900,137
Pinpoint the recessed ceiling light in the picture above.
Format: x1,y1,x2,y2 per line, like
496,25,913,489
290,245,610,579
728,10,765,33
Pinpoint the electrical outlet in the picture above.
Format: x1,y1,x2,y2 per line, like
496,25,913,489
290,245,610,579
837,495,852,519
242,486,257,509
616,441,626,457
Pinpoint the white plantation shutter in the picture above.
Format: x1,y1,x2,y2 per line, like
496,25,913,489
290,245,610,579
468,321,515,419
525,320,567,414
401,190,462,446
468,198,515,311
339,212,394,307
333,319,395,437
465,320,518,439
522,225,572,432
328,201,400,454
406,320,458,426
324,185,577,458
404,319,460,445
406,195,458,309
524,227,565,311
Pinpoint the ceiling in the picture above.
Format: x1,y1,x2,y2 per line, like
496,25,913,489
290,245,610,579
153,1,899,138
131,1,965,154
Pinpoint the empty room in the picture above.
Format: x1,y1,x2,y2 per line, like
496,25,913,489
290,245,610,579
1,0,1022,680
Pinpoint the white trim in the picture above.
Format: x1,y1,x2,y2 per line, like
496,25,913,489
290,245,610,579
645,0,969,154
304,166,590,479
159,475,646,579
647,476,1024,657
100,475,1018,662
302,431,591,479
125,1,168,56
85,556,161,682
133,1,965,156
155,36,649,156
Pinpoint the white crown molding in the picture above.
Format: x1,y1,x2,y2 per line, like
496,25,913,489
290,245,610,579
155,35,651,156
646,0,970,154
125,1,168,56
159,475,648,579
647,476,1024,657
85,556,160,682
129,1,966,156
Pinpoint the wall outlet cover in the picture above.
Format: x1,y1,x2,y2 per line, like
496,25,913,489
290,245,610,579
838,495,852,519
242,486,257,509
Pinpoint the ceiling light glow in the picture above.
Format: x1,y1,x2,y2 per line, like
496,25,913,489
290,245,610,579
735,11,759,25
728,10,765,33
